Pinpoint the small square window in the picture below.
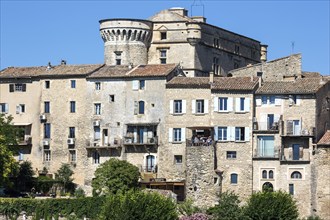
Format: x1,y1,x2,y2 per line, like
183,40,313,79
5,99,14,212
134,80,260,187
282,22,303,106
161,32,167,40
95,82,101,90
71,80,76,88
45,81,50,89
289,184,294,195
109,95,115,102
139,80,145,90
226,151,237,159
230,173,238,184
174,155,182,164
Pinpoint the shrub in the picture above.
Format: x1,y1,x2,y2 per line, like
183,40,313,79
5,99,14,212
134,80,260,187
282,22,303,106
99,190,178,220
244,190,299,220
180,213,210,220
74,187,85,198
178,199,201,217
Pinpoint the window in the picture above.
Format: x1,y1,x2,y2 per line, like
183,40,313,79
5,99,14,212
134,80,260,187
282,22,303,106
160,32,167,40
174,155,183,164
160,50,167,64
235,45,240,54
263,182,274,192
213,57,220,75
235,127,245,141
291,171,302,179
257,136,275,157
69,127,75,138
115,51,122,65
95,82,101,90
69,150,76,162
0,103,8,113
94,103,101,115
45,81,50,89
289,184,294,195
261,96,275,105
18,151,24,161
196,100,204,114
138,101,145,114
174,100,182,114
70,101,76,113
71,80,76,88
44,123,51,138
226,151,237,159
93,151,100,164
219,97,228,111
16,104,25,114
235,97,250,112
139,80,145,90
262,170,267,179
269,170,274,179
94,126,100,140
230,173,238,184
174,128,182,142
109,95,115,102
44,101,50,113
218,127,228,141
9,83,26,92
44,149,51,162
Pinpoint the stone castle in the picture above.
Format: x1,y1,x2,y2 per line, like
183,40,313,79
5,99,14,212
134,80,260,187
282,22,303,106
0,7,329,219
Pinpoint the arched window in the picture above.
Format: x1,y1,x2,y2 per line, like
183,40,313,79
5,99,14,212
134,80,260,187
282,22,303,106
269,170,274,179
139,101,145,114
291,171,302,179
230,173,238,184
262,170,267,179
262,182,273,192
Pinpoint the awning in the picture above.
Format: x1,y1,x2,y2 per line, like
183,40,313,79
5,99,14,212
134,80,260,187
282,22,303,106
13,122,32,126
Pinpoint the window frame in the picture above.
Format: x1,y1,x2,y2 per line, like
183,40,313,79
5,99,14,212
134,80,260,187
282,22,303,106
44,101,50,113
44,149,51,162
45,81,50,89
174,100,183,114
44,123,51,139
226,151,237,159
174,155,183,164
173,128,182,142
138,101,145,114
69,127,75,138
69,150,77,162
160,49,167,64
291,171,302,179
95,82,101,90
94,103,101,115
71,80,76,88
196,99,205,114
218,127,228,141
160,31,167,40
70,101,76,113
235,127,245,141
219,97,228,111
230,173,238,184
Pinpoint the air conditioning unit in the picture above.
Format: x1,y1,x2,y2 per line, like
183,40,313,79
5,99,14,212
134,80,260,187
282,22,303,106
93,120,100,126
43,140,49,146
148,137,157,144
67,138,75,145
40,114,46,121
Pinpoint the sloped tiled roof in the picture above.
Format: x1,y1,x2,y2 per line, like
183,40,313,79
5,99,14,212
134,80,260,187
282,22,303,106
302,71,321,78
256,78,327,94
89,64,178,78
318,130,330,145
212,77,259,91
0,64,103,78
166,77,210,88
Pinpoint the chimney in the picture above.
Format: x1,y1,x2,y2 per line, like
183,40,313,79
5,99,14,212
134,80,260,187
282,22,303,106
47,62,52,70
257,71,263,87
209,71,214,84
260,44,268,62
61,60,67,65
168,7,188,16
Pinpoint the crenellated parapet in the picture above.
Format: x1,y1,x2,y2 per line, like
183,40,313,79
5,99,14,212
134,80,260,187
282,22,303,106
99,19,153,66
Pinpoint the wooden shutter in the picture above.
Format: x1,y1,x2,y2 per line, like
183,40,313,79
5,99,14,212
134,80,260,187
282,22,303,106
287,120,293,135
296,95,301,105
235,98,241,112
5,104,9,113
228,97,233,112
182,100,186,114
256,97,261,106
181,128,186,142
245,98,250,112
168,128,173,142
9,84,14,92
214,97,218,111
299,147,304,159
204,100,209,113
192,100,196,114
134,101,138,115
169,100,173,114
275,96,282,106
132,80,139,90
22,84,26,92
214,126,218,140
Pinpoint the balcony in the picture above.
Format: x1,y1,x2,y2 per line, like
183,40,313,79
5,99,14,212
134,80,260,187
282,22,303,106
253,148,280,160
253,121,279,133
280,149,310,164
123,136,158,146
186,138,214,147
86,138,122,149
18,136,32,145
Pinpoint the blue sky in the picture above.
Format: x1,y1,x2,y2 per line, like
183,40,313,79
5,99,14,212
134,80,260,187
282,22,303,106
1,0,329,75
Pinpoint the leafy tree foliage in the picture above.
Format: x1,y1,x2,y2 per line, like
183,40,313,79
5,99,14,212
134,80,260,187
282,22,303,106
0,114,19,187
99,190,178,220
180,213,210,220
55,163,74,194
207,191,244,220
16,161,35,192
92,158,140,196
178,199,201,217
244,190,299,220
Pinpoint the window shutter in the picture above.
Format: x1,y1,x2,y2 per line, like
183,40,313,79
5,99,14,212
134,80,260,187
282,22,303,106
245,127,250,141
296,95,301,105
5,104,9,113
245,98,250,112
299,147,303,159
274,114,280,123
235,98,240,112
214,97,218,111
132,80,139,90
214,126,218,140
133,128,138,143
228,97,233,112
260,114,268,130
169,100,174,114
256,97,261,106
168,128,173,142
22,84,26,92
204,100,209,113
9,84,14,92
181,128,186,142
275,96,282,106
229,126,235,141
182,100,186,113
134,101,138,115
287,120,293,135
16,105,20,114
192,100,196,114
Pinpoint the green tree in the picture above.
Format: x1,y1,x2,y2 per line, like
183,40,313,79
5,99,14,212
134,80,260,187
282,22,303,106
0,114,19,188
244,190,299,220
99,190,178,220
92,158,140,196
55,163,74,194
16,161,35,192
207,191,244,220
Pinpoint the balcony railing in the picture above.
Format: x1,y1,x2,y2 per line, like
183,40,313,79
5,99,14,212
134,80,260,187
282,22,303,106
186,138,214,147
123,136,158,145
253,148,280,159
140,165,157,173
18,136,32,145
281,151,310,162
253,121,279,131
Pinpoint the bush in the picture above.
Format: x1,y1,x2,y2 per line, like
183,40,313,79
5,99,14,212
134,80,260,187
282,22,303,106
180,213,211,220
99,190,178,220
207,191,243,220
74,187,85,198
244,190,299,220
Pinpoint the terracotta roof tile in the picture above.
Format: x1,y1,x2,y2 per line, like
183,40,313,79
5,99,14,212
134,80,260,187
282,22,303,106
256,78,327,94
318,130,330,145
87,65,131,78
0,64,103,78
212,77,259,91
166,77,210,89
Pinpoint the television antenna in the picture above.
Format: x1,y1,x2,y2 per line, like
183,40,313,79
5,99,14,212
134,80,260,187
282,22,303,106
191,0,204,17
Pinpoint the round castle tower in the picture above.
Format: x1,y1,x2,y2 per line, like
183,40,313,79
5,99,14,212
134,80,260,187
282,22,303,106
99,19,153,66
